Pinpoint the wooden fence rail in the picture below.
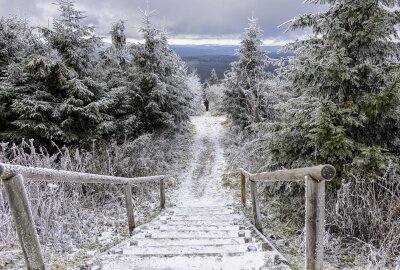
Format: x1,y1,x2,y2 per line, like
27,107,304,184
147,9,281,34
239,165,336,270
0,163,170,270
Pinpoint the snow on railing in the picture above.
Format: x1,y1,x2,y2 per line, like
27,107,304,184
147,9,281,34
239,165,336,270
0,163,170,270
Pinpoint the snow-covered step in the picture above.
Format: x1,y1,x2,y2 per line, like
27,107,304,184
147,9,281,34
154,220,240,226
167,209,237,215
156,224,243,231
128,237,246,247
164,211,237,216
91,205,291,270
121,243,259,256
135,229,252,239
160,215,242,221
97,252,284,270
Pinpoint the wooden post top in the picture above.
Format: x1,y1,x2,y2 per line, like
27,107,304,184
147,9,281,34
240,164,336,182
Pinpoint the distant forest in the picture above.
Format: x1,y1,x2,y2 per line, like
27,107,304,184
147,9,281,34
176,49,294,81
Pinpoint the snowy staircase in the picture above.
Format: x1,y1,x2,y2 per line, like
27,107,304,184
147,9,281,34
86,205,291,270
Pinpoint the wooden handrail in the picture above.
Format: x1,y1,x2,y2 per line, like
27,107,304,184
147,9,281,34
240,164,336,182
239,165,336,270
0,163,168,184
0,163,170,270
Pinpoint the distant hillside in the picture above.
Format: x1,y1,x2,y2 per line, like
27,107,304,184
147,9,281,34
182,55,237,82
99,44,293,82
172,45,294,82
170,45,283,57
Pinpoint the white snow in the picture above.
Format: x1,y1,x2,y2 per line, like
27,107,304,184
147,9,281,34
173,113,234,207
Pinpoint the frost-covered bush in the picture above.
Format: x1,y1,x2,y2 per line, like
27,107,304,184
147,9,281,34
331,165,400,257
0,133,188,255
205,84,225,113
186,72,204,115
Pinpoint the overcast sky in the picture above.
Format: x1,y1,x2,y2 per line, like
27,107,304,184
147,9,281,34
0,0,327,45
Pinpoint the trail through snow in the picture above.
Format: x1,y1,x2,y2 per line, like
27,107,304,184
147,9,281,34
173,112,235,207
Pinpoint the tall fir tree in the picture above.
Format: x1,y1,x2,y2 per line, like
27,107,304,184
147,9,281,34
1,1,109,145
0,16,47,141
128,7,192,137
270,0,400,176
223,16,270,127
205,68,219,87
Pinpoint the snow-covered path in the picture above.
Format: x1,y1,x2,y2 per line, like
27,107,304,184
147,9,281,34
173,112,235,207
93,113,290,270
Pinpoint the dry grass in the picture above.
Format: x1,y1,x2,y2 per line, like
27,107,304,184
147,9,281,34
0,132,192,269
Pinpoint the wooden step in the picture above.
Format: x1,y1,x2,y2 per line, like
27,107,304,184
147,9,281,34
121,243,259,256
134,230,252,239
153,220,242,226
159,214,242,221
97,252,281,270
128,237,246,247
155,224,244,231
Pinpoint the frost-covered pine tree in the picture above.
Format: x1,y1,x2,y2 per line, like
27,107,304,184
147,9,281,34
0,16,47,141
223,16,270,127
271,0,400,175
128,7,192,136
205,68,219,87
93,20,133,141
1,1,110,145
38,0,109,144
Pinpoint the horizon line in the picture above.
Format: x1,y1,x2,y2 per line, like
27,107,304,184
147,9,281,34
102,37,291,46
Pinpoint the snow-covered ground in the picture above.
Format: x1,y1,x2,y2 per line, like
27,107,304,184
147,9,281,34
172,112,235,207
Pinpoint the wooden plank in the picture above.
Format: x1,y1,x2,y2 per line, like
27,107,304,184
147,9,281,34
160,179,165,209
305,176,325,270
249,180,262,232
2,174,45,270
240,172,246,205
249,165,335,182
124,184,135,235
0,163,168,185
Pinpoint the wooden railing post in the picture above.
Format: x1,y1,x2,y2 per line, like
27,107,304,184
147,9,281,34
305,176,326,270
1,174,45,270
249,179,262,232
240,172,246,205
123,184,135,236
160,179,165,209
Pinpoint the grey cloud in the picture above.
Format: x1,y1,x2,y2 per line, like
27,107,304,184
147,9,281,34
0,0,327,42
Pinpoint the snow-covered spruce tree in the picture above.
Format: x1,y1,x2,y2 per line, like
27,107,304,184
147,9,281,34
94,20,134,142
0,16,47,141
128,8,192,137
36,0,110,144
223,16,271,127
270,0,400,176
205,68,219,87
2,1,110,146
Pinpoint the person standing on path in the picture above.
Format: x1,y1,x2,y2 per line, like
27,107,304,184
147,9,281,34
204,96,209,112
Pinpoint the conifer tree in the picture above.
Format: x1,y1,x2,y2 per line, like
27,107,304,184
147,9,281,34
128,7,192,137
38,0,108,144
270,0,400,175
0,16,47,141
1,1,109,145
205,68,219,87
223,16,270,127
